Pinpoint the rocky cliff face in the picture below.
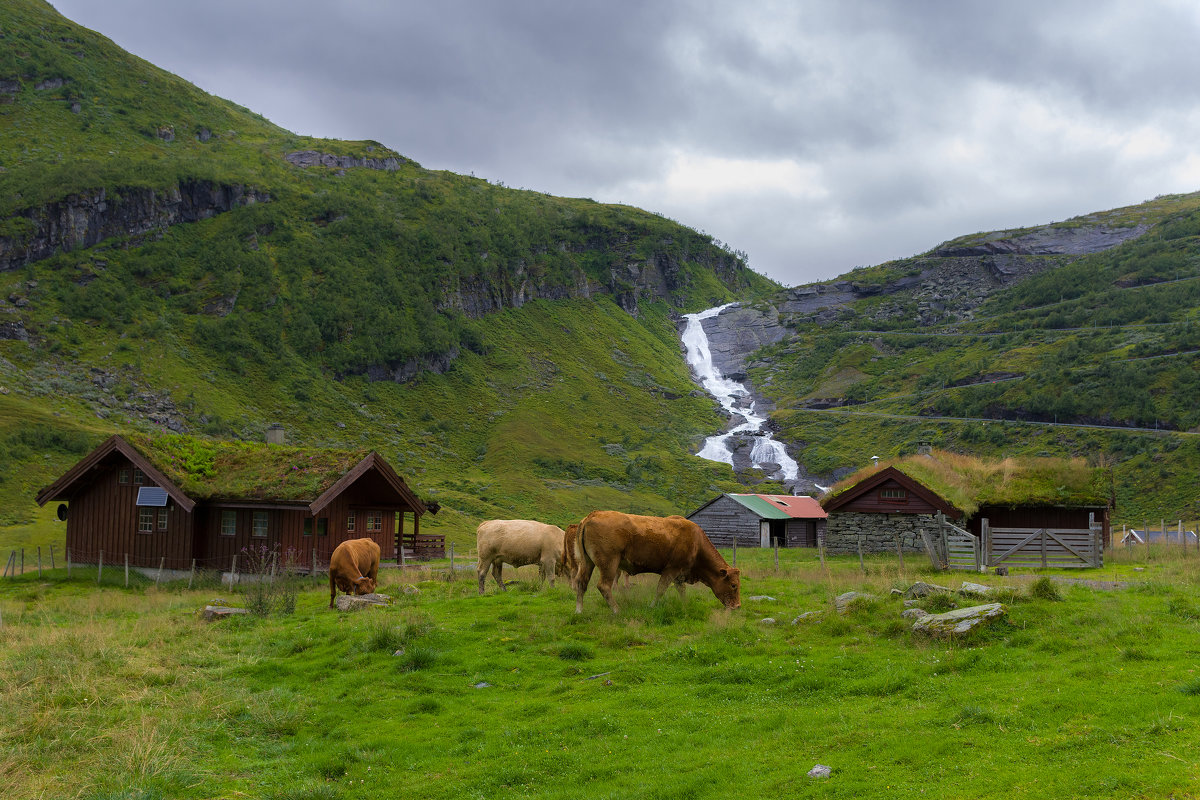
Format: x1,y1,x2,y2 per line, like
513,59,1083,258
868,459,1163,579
0,180,270,272
284,150,407,171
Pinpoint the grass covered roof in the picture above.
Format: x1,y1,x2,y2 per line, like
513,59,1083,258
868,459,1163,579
821,450,1111,517
124,433,372,502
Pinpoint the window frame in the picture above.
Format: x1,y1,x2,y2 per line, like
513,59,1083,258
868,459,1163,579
220,510,237,537
252,511,269,538
880,488,908,502
157,508,169,531
138,507,155,534
366,511,383,532
346,510,356,533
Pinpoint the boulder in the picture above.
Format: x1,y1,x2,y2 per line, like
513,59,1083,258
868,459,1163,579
901,608,930,620
760,617,777,625
807,764,832,779
335,592,392,611
959,582,995,597
835,591,876,613
912,603,1006,638
905,581,951,599
792,611,824,624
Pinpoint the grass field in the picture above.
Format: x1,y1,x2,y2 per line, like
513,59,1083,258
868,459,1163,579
2,547,1199,799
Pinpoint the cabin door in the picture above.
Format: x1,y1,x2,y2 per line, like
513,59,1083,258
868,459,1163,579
760,521,771,548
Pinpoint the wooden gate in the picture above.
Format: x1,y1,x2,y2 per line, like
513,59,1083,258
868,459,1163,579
981,515,1103,569
933,513,982,571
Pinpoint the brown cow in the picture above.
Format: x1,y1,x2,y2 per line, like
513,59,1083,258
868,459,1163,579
328,538,380,608
564,521,627,592
574,510,741,613
476,519,565,594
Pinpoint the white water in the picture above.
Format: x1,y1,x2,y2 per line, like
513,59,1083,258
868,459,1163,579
681,304,800,482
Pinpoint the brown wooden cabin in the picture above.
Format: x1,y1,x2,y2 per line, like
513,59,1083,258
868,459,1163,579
36,434,432,572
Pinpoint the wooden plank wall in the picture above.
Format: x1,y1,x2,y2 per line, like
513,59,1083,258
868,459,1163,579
65,459,194,569
837,480,940,515
689,496,761,548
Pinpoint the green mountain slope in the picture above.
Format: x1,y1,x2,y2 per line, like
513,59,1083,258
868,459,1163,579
0,0,776,540
746,192,1200,522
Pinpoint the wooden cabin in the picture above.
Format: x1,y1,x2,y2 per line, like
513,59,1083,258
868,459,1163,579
688,493,827,549
820,466,961,554
36,433,434,572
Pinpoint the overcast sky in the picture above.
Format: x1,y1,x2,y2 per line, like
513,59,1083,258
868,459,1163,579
50,0,1200,286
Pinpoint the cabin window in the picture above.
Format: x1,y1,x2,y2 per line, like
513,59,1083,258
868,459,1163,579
158,508,169,531
367,511,383,532
346,511,356,533
118,468,130,484
317,518,328,536
252,511,268,538
220,510,236,537
303,518,312,536
138,507,155,534
880,488,908,501
133,468,146,485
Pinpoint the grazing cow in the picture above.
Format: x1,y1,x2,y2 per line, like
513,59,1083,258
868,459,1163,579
574,510,741,614
329,537,380,609
476,519,565,594
564,521,628,592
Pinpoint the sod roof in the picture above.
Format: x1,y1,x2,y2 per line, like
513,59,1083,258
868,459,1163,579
121,433,373,502
820,450,1111,517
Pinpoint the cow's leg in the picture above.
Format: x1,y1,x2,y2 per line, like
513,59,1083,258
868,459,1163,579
541,554,556,588
329,572,337,609
596,562,621,614
651,568,684,607
492,561,505,591
476,559,488,595
574,559,595,614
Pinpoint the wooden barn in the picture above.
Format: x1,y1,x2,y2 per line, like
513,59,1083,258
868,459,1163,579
688,493,827,549
36,433,435,572
821,452,1112,567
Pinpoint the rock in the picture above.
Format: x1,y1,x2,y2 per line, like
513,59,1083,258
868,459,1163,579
835,591,876,613
905,581,951,599
901,608,930,620
401,585,420,595
792,611,824,624
807,764,831,779
903,599,921,607
890,588,904,596
760,617,777,625
749,595,776,601
911,603,1007,638
202,605,248,620
335,592,392,611
474,682,491,689
959,582,994,597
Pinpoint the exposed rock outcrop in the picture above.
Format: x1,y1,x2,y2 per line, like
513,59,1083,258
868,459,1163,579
285,150,406,171
0,180,270,272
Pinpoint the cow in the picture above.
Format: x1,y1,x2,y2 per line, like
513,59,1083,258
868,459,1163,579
574,510,741,614
564,521,627,592
328,537,380,609
476,519,565,594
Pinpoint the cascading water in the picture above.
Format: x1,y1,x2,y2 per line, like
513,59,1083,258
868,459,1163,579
681,303,800,483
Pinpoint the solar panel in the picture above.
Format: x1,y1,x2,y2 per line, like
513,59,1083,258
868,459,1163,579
136,486,169,507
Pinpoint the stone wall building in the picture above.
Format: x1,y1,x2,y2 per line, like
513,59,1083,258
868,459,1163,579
820,466,962,554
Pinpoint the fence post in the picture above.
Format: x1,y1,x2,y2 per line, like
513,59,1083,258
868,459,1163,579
67,548,72,578
3,550,13,578
125,554,129,588
312,548,317,575
50,544,56,570
981,518,990,571
37,546,42,578
98,550,104,584
20,548,24,576
156,556,165,587
857,535,865,575
731,536,737,566
774,541,779,572
449,541,455,580
231,554,239,588
188,558,196,589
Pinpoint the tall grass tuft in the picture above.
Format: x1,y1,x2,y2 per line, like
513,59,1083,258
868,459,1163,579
1028,576,1063,601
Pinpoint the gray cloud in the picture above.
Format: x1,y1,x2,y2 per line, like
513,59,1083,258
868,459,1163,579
50,0,1200,285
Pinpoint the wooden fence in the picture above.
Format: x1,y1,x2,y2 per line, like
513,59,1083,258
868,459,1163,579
931,513,1103,570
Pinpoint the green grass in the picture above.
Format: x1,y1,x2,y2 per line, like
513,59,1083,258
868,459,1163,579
3,548,1200,798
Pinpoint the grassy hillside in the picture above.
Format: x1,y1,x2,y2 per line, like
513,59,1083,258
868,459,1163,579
0,1,778,546
752,192,1200,523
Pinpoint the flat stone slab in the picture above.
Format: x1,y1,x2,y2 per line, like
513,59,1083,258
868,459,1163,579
749,595,777,601
335,592,392,611
901,608,930,620
792,611,824,624
912,603,1006,638
203,605,248,620
959,582,995,597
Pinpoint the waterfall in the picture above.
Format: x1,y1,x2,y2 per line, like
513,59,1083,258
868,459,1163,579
681,304,800,483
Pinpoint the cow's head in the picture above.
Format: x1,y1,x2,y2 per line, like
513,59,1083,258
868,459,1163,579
353,576,377,595
713,566,741,609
